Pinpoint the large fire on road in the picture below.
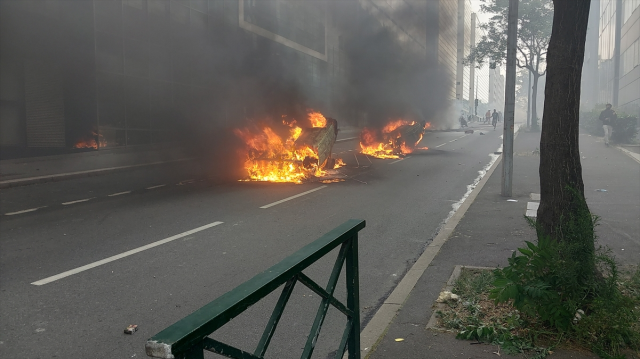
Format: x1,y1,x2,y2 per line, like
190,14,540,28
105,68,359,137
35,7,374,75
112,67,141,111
234,111,344,184
360,120,430,159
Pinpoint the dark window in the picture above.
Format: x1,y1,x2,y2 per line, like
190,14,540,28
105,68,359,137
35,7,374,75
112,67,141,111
148,0,170,46
149,80,173,130
190,0,207,13
124,77,149,129
94,0,122,36
95,31,123,74
148,45,172,81
123,0,147,40
124,38,148,77
97,72,125,129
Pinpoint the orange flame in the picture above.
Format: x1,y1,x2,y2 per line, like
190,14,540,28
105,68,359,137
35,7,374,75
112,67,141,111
308,111,327,128
235,114,343,184
383,119,414,133
359,120,429,159
73,131,106,149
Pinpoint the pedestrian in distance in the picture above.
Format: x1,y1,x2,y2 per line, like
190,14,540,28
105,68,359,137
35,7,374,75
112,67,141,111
492,109,499,130
599,103,617,147
485,110,492,124
459,112,468,128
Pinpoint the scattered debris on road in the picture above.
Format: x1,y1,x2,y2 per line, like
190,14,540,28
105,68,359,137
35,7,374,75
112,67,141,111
464,129,474,134
507,199,518,202
595,189,608,192
124,325,138,334
394,338,405,342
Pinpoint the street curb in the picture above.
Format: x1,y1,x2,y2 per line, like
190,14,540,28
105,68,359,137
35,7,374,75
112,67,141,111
0,158,194,189
613,145,640,164
359,146,506,358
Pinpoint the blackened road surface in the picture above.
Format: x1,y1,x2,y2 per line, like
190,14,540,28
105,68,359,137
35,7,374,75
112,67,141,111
0,124,504,358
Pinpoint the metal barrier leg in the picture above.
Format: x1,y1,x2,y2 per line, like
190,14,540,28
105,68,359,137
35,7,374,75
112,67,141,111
346,235,361,359
300,241,349,359
176,341,204,359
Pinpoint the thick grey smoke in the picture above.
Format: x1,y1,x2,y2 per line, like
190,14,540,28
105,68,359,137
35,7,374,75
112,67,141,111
185,1,455,177
338,2,453,129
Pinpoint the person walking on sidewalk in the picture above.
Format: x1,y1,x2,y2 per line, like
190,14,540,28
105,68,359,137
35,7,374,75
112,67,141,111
599,103,617,147
485,110,491,124
492,109,499,129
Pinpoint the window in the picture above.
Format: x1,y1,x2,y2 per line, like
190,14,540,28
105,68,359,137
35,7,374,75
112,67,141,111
622,39,640,76
623,0,640,24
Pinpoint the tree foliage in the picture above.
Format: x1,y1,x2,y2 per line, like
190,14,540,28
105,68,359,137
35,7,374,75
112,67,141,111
466,0,553,127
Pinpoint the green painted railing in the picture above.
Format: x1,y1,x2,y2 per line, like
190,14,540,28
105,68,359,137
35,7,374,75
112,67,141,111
145,219,366,359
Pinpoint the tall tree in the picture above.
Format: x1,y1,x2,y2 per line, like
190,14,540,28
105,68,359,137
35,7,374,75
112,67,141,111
537,0,592,239
466,0,552,128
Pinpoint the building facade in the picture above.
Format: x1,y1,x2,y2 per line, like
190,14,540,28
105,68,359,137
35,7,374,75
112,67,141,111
0,0,461,158
455,0,471,113
488,65,505,112
596,0,640,118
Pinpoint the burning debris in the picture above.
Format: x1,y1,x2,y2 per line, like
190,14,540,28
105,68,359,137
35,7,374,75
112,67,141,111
360,120,430,159
234,111,345,184
73,131,106,149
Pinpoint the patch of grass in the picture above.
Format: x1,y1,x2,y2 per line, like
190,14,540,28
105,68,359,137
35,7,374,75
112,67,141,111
436,265,640,358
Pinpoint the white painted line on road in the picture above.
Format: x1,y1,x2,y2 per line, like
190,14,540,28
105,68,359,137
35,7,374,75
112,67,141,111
31,221,224,286
0,158,195,187
433,134,470,149
176,179,195,185
389,156,410,164
146,184,166,190
336,137,358,142
108,191,131,197
5,207,47,216
61,197,96,205
260,186,327,209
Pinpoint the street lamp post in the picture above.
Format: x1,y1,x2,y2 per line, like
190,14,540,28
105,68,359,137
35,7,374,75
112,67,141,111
501,0,518,197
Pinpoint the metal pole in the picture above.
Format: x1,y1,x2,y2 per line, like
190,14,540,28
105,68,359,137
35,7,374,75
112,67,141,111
501,0,518,197
526,69,531,128
475,74,478,116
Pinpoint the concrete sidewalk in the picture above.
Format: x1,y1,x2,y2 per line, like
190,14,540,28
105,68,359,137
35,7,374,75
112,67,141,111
366,130,639,358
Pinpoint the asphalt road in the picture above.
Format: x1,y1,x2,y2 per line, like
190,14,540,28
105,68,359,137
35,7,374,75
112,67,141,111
0,123,504,358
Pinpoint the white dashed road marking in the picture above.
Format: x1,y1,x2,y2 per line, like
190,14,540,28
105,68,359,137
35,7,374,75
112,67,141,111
146,184,166,190
62,198,96,205
336,137,358,142
31,221,224,285
389,156,410,164
260,186,327,209
5,207,47,216
108,191,131,197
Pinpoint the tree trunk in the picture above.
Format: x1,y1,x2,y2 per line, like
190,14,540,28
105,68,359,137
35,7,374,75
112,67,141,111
537,0,591,240
531,73,540,129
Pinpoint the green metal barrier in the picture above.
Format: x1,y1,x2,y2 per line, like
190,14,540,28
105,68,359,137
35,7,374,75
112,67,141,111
145,219,366,359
